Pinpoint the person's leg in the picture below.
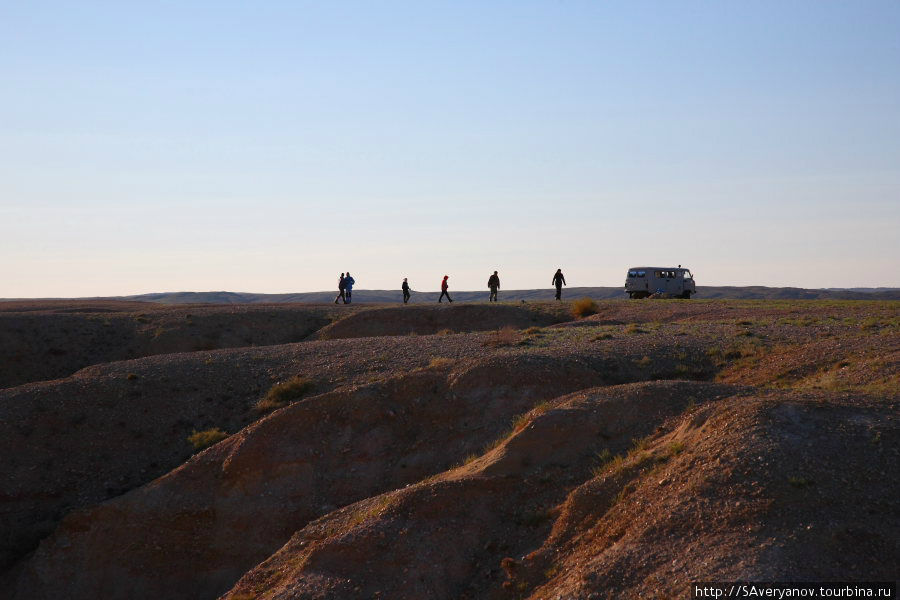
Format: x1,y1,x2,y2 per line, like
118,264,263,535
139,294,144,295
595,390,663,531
448,292,453,303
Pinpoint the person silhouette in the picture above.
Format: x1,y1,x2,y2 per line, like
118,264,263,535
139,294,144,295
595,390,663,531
552,269,566,301
402,278,411,304
438,275,453,303
334,273,346,304
488,271,500,302
344,272,355,303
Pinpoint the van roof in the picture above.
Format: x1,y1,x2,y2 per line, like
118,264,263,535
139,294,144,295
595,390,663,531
627,266,689,271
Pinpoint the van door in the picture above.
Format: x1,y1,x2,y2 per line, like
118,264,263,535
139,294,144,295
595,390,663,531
674,271,685,295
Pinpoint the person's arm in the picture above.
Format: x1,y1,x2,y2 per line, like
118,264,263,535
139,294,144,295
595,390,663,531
563,275,567,285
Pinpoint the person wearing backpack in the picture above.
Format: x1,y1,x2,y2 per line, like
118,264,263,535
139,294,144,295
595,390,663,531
401,278,411,304
334,273,346,304
487,271,500,302
438,275,453,303
344,272,356,303
552,268,566,301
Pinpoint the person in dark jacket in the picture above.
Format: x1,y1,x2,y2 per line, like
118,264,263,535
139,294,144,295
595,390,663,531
487,271,500,302
552,269,566,301
334,273,346,304
438,275,453,303
344,272,355,303
402,278,411,304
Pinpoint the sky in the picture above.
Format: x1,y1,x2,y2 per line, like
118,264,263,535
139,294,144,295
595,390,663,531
1,1,899,296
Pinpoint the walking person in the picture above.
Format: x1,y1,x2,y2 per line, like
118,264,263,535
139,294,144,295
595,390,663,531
552,268,566,301
438,275,453,303
343,272,356,303
334,273,346,304
402,278,411,304
487,271,500,302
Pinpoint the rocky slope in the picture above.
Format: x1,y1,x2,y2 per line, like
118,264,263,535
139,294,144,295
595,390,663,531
1,299,896,599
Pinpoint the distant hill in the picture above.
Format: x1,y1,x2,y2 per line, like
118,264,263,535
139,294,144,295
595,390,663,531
107,286,900,303
3,286,898,304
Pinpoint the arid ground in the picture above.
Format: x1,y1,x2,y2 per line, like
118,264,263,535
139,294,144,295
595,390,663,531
0,298,897,599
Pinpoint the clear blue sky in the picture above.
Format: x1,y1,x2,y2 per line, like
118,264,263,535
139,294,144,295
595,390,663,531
2,1,898,296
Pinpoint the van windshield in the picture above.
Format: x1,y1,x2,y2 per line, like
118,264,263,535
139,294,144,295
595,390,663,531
683,271,693,280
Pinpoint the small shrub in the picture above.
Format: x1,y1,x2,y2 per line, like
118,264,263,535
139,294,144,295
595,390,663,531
188,428,227,451
428,357,456,369
591,448,620,477
593,332,613,341
667,441,685,456
860,316,880,331
484,326,520,348
571,297,598,318
436,328,454,336
632,436,650,452
624,323,647,334
256,376,314,412
635,355,652,367
126,373,139,381
524,326,542,334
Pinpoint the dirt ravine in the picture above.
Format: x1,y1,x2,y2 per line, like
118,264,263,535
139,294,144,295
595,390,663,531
0,302,341,389
1,299,897,599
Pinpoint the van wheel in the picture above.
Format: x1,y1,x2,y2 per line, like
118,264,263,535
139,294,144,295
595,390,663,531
681,291,691,299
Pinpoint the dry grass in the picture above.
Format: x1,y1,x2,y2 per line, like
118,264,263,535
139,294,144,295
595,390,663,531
483,325,521,348
256,375,314,412
428,357,456,369
187,428,227,451
571,297,599,318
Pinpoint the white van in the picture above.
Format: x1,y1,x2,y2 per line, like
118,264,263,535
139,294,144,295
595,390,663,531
625,266,696,299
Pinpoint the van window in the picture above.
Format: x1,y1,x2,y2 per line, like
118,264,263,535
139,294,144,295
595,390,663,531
655,271,663,278
628,271,646,278
682,271,693,280
637,270,646,277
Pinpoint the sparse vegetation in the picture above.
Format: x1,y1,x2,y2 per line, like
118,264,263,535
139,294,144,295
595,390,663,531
428,357,456,369
571,297,599,318
255,376,314,412
126,373,138,381
624,323,647,334
635,355,652,367
188,428,227,451
788,476,814,488
483,326,521,348
667,441,685,456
